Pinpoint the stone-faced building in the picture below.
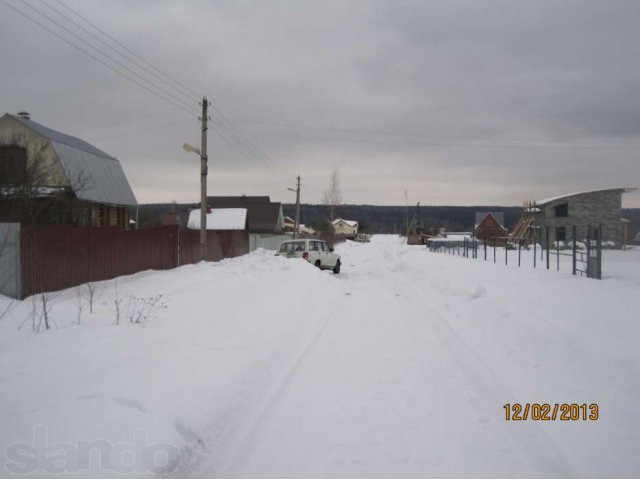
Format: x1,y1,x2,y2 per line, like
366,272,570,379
0,112,137,227
512,188,635,248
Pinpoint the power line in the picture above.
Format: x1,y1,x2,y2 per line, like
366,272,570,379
208,116,294,182
209,107,292,179
234,119,640,148
42,0,290,178
17,0,199,113
0,0,199,118
3,0,303,182
52,0,201,100
241,128,640,151
43,0,198,105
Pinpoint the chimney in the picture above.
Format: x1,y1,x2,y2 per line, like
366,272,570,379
16,111,31,120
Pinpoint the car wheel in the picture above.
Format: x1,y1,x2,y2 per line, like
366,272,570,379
315,260,322,269
333,260,341,274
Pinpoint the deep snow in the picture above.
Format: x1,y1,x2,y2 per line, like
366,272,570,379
0,235,638,477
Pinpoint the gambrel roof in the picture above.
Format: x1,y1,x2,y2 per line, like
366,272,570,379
0,113,137,206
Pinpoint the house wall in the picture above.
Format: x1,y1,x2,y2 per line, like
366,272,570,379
0,116,68,187
539,190,624,246
249,233,292,251
474,216,507,242
333,221,357,235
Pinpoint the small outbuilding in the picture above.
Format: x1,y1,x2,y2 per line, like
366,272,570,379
207,196,283,233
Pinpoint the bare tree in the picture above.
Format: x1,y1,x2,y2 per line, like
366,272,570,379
322,169,343,244
85,282,100,314
74,287,85,325
1,132,94,300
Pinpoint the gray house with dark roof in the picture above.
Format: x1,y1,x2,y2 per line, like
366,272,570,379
0,113,137,228
207,195,284,233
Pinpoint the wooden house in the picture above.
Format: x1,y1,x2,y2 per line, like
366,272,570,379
0,112,137,228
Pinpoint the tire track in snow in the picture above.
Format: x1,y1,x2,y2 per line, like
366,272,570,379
397,277,574,477
169,286,344,478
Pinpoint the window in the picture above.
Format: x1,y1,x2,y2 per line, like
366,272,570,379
556,226,566,242
0,146,27,184
553,202,568,217
309,241,319,251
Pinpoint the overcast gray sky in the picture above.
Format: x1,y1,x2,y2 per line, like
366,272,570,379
2,0,639,206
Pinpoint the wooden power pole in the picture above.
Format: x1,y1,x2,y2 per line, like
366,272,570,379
200,97,209,261
295,176,301,239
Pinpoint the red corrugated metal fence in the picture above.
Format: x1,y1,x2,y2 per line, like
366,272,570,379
20,225,249,298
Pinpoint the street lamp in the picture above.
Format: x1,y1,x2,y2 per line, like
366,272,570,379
183,141,207,261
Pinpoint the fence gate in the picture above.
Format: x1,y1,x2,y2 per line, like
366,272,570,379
0,223,21,298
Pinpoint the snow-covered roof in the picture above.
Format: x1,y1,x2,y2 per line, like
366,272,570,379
187,208,247,230
332,218,358,227
536,188,636,206
445,234,472,240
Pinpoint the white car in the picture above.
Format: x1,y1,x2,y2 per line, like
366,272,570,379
276,239,341,274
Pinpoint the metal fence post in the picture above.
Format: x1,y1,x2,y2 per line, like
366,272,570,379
505,237,508,265
571,225,577,275
597,224,602,279
493,239,496,263
518,240,521,267
546,226,550,270
586,224,591,277
556,235,560,271
534,227,537,268
484,241,487,261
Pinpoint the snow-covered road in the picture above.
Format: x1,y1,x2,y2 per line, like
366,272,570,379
1,235,639,477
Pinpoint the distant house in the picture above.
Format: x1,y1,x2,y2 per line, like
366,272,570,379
474,212,508,242
332,218,358,236
510,188,636,248
283,216,316,235
207,196,283,233
0,112,137,228
187,208,248,231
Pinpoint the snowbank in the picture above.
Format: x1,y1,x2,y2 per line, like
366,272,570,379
0,236,638,477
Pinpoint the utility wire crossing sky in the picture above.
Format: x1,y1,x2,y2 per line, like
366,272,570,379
1,0,639,206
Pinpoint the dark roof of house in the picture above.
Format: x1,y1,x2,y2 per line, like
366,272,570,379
209,196,271,204
207,196,282,232
475,211,505,229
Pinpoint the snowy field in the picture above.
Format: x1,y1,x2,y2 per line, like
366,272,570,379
0,235,639,478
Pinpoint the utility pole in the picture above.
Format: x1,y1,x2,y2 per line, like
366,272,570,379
200,96,209,261
295,175,301,239
405,190,409,239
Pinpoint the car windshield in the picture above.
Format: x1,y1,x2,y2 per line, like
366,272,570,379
279,241,306,253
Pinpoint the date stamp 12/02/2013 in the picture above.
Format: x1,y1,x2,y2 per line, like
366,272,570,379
504,403,599,421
